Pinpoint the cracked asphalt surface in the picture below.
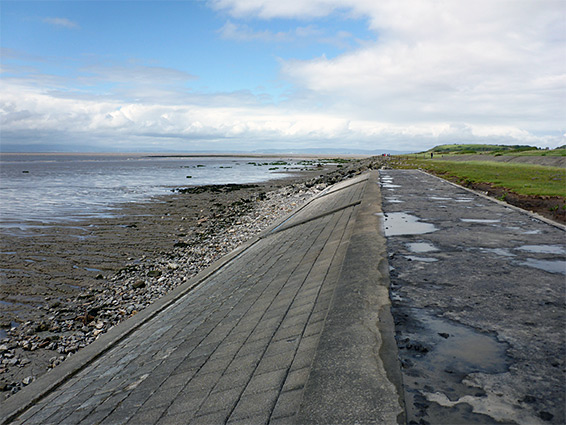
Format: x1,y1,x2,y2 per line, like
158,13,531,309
380,169,565,425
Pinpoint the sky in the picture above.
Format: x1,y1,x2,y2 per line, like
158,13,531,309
1,0,565,153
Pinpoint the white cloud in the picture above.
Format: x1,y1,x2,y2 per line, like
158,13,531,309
42,17,79,29
2,1,565,151
2,75,561,153
214,0,565,145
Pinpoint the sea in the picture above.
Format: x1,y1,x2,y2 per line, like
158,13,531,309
0,153,309,234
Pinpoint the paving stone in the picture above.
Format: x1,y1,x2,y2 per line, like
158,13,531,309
159,368,197,390
255,352,294,374
98,404,136,425
303,320,324,338
96,392,131,415
16,405,61,425
125,407,165,425
264,338,300,358
289,349,316,371
271,388,304,420
211,368,254,394
242,369,287,396
156,411,194,425
120,386,154,409
272,324,303,342
163,391,206,417
282,367,311,392
226,412,270,425
139,384,183,410
196,387,241,415
190,410,231,424
228,390,279,421
196,355,233,376
75,410,114,425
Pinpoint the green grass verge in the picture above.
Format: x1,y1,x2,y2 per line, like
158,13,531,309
503,148,566,157
425,143,565,157
393,159,566,197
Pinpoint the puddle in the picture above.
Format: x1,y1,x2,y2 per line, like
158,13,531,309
520,258,566,275
385,198,404,203
522,230,542,235
417,312,508,374
404,256,438,262
379,212,438,236
516,245,566,255
407,242,438,253
0,321,18,340
455,198,474,202
429,196,452,201
381,183,401,188
460,219,501,224
394,307,510,424
381,213,439,237
477,248,515,257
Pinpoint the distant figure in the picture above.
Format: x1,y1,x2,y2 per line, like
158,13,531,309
430,152,434,159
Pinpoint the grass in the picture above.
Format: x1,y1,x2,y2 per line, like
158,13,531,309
429,143,539,154
506,148,566,157
392,159,566,197
425,143,565,157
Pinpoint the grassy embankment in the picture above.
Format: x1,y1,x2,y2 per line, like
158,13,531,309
394,144,565,197
407,143,566,159
393,158,565,198
390,144,566,221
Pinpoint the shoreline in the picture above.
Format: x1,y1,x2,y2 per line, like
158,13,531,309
0,157,381,398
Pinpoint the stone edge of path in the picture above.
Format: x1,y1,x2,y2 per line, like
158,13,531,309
417,169,566,232
0,178,337,425
296,170,405,424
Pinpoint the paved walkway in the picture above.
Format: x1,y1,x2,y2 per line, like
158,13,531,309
380,169,565,425
2,171,403,425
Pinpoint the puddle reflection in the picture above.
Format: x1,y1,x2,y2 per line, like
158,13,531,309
379,212,438,236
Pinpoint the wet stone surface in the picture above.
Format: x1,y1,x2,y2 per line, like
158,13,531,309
380,169,566,425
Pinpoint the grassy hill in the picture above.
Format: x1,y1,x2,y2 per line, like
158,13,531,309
427,144,541,155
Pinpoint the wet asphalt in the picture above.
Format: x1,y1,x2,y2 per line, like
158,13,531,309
380,169,565,425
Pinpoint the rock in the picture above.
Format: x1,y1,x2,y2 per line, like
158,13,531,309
35,322,49,332
539,411,553,421
22,376,33,385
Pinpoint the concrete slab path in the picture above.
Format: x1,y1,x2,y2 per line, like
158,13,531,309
2,171,403,425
